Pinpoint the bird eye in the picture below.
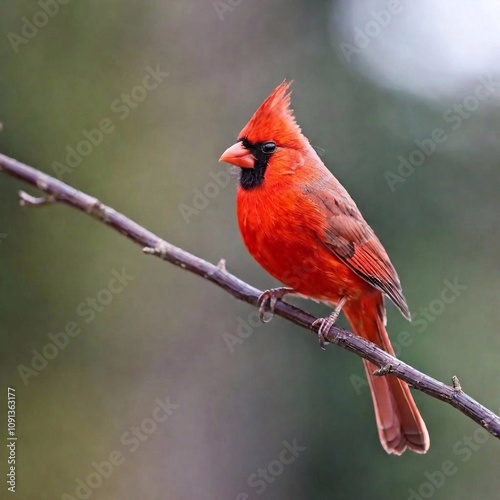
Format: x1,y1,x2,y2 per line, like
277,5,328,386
261,142,276,154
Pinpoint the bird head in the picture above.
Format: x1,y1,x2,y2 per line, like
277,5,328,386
219,81,309,189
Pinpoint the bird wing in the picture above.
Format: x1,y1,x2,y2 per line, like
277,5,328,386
304,182,410,319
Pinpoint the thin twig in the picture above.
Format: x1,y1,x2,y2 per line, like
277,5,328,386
19,191,56,206
1,152,499,439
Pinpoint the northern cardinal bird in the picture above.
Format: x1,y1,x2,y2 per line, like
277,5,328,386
219,81,429,455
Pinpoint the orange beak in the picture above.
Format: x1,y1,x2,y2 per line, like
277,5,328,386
219,142,255,169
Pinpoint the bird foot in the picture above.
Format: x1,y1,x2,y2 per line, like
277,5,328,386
312,315,338,350
312,298,347,350
258,287,295,323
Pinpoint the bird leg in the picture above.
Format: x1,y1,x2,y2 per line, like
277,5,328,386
312,297,347,350
258,287,295,323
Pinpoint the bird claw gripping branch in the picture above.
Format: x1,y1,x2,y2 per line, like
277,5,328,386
257,287,295,323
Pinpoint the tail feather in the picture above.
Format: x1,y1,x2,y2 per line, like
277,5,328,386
343,296,430,455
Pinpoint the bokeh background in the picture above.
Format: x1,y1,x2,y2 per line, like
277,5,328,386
1,1,499,499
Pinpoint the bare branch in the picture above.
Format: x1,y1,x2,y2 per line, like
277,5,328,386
1,152,499,439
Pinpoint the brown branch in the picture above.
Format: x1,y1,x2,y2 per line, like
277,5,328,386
1,152,499,439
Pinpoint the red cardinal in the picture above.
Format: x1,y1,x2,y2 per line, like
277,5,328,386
219,81,429,455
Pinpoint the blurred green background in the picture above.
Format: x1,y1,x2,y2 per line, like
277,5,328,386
1,1,499,499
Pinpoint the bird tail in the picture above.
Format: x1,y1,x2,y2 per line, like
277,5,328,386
342,295,430,455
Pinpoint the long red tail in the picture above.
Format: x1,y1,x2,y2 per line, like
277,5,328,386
343,295,430,455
